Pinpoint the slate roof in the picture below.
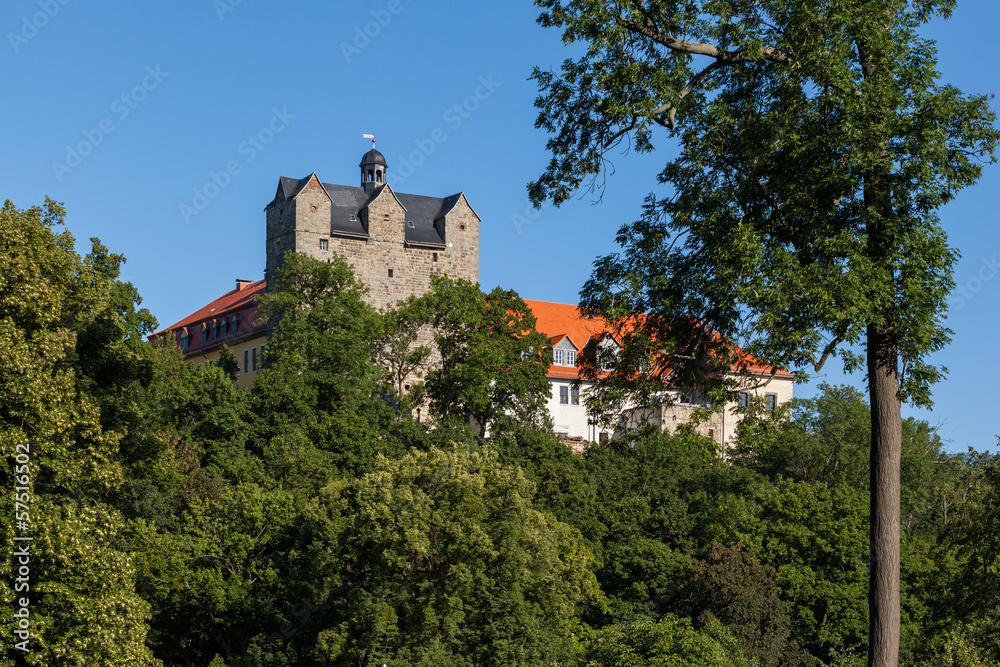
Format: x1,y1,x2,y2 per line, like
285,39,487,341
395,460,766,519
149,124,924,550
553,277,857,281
359,148,387,167
271,175,468,248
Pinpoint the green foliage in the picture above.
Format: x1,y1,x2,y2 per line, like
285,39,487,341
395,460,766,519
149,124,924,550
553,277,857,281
293,446,603,666
131,484,299,666
251,252,400,472
421,277,554,435
0,199,159,665
584,614,742,666
673,543,815,666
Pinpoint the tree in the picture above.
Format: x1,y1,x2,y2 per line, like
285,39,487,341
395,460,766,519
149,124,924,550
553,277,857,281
293,446,603,666
251,252,399,472
0,198,159,665
528,2,998,663
584,614,744,666
421,277,553,436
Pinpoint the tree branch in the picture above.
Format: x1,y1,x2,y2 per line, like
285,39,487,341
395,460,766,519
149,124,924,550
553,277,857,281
650,60,729,129
620,18,789,64
814,336,844,372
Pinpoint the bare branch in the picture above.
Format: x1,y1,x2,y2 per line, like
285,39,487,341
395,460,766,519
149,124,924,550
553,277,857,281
814,336,845,372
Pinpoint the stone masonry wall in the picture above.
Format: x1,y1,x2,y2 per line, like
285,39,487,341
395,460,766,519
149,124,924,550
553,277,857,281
266,175,479,310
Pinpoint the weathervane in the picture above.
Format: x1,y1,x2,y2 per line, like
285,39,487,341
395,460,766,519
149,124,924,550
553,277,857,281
363,133,376,149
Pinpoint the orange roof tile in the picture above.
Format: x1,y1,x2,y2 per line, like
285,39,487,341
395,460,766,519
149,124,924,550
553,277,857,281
524,298,792,380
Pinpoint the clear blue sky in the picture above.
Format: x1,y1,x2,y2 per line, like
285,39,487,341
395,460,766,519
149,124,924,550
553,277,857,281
3,0,997,452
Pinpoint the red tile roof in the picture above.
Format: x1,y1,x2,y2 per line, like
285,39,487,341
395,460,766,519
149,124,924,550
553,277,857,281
149,279,267,357
523,299,792,380
152,279,266,336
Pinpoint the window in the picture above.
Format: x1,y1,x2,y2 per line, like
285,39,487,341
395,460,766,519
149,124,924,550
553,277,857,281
231,315,239,335
566,350,576,367
243,350,250,375
407,220,414,228
251,347,258,372
259,344,265,367
350,213,357,221
553,349,564,365
599,431,609,443
387,268,394,278
221,319,229,337
559,386,569,404
708,429,715,440
211,323,219,341
738,392,750,408
571,386,580,405
201,325,208,344
766,393,777,411
432,252,438,262
179,333,189,351
319,238,328,250
383,213,390,221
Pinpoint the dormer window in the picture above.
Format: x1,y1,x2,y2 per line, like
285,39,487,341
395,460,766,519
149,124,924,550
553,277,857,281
553,349,564,365
231,315,240,334
350,214,357,221
179,332,189,350
201,325,209,344
407,220,414,228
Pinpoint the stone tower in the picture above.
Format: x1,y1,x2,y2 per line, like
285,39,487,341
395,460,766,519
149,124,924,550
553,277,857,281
264,149,480,310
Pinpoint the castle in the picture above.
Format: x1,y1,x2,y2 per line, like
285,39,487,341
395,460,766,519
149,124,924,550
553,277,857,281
151,147,792,447
264,148,480,308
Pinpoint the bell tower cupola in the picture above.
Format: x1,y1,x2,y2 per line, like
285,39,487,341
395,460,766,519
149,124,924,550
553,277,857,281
360,144,387,195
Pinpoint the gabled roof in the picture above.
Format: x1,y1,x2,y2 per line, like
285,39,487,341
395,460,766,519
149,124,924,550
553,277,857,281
524,299,793,381
267,174,467,248
525,300,608,380
150,279,266,338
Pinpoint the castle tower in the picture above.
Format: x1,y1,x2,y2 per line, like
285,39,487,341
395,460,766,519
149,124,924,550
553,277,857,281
359,148,387,195
265,147,480,310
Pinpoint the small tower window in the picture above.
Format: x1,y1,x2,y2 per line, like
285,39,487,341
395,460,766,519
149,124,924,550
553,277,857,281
459,224,466,231
432,252,438,262
388,268,394,278
319,238,328,250
383,213,390,221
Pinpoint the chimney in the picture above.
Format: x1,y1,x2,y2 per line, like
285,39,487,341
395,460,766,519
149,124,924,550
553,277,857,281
236,279,253,290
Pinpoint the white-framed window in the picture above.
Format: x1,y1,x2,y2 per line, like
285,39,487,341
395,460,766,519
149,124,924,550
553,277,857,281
553,349,564,365
244,349,250,375
559,386,569,404
319,238,329,250
566,350,576,367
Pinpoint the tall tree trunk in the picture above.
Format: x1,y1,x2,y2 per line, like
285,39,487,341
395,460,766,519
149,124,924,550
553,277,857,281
867,321,902,667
